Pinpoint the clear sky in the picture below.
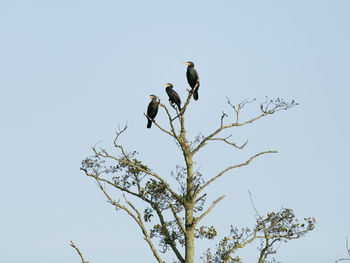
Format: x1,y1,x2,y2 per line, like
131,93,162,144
1,1,349,262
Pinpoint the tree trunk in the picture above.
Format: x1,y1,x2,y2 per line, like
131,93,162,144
185,153,195,263
185,208,195,263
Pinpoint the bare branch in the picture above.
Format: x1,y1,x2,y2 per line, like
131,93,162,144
181,80,199,116
94,178,165,263
196,151,278,196
123,194,144,222
159,103,179,139
192,98,296,155
169,100,181,122
191,112,270,154
260,97,298,114
227,97,256,110
70,241,89,263
195,193,207,204
220,111,228,126
248,190,263,219
222,233,262,263
94,177,137,218
144,112,175,137
82,169,143,200
176,80,200,138
208,135,248,150
194,195,226,226
227,97,256,124
113,123,128,148
235,112,270,126
168,201,186,234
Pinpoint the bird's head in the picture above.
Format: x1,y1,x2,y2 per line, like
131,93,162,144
165,83,173,88
185,61,194,67
148,95,157,100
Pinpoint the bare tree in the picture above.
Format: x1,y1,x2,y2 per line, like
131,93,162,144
73,78,315,263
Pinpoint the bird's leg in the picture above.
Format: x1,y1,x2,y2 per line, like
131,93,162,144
193,78,200,92
187,79,199,93
145,113,155,123
171,114,180,121
169,100,180,121
169,101,177,111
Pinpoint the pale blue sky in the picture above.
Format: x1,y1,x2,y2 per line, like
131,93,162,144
1,1,349,262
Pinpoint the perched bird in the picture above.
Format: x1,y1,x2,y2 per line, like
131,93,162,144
165,83,181,111
185,61,200,100
146,95,159,128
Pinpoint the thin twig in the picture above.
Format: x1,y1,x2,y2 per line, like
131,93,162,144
159,103,179,139
70,241,89,263
113,123,128,148
248,191,262,219
208,136,248,150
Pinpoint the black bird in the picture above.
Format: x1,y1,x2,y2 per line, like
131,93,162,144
165,83,181,111
146,95,159,128
185,61,200,100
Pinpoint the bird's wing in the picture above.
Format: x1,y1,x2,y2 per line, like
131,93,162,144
172,90,181,104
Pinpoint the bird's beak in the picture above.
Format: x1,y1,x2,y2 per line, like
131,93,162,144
164,83,170,87
185,62,190,66
148,95,152,98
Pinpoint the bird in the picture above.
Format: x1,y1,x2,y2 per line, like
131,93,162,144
146,95,159,128
165,83,181,111
185,61,200,100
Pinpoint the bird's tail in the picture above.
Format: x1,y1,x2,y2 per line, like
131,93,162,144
193,90,199,100
147,119,152,128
